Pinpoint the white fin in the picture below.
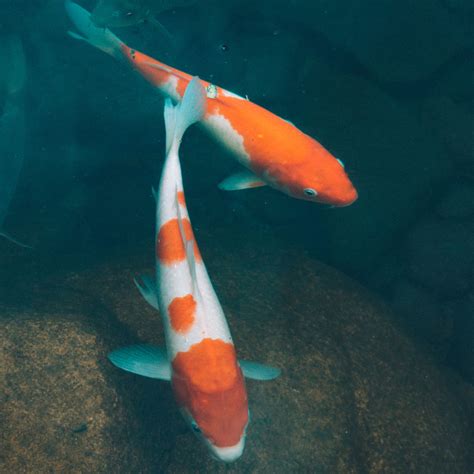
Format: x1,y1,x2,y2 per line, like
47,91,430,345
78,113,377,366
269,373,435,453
134,275,159,310
163,98,177,155
67,30,86,42
65,0,124,59
175,189,201,298
185,239,198,287
0,231,32,249
108,345,171,380
239,360,281,380
168,76,206,155
148,16,174,41
218,171,266,191
151,186,158,201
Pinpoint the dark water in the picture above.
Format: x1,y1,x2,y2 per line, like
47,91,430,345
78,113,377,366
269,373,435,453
1,0,473,472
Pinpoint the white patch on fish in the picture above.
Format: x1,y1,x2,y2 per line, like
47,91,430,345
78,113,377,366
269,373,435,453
203,113,251,166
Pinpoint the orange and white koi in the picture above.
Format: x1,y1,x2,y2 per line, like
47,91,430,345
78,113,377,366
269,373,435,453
65,1,358,207
108,78,280,462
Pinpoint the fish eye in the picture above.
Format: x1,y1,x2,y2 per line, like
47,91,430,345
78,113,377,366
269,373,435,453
191,421,201,433
304,188,318,197
336,158,345,168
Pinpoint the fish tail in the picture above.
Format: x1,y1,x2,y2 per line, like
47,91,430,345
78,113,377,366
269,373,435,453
0,231,32,249
164,77,206,155
65,1,124,59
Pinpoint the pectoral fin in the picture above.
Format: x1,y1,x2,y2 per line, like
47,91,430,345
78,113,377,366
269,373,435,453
134,274,159,310
148,16,173,41
218,171,266,191
108,344,171,380
239,360,281,380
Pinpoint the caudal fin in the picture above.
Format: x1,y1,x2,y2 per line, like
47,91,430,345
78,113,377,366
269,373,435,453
65,0,124,59
0,231,32,248
164,76,206,156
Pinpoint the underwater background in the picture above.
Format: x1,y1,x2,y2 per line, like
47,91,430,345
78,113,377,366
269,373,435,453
1,0,473,472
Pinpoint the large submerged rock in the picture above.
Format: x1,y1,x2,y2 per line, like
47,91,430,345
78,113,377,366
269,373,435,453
406,218,474,297
1,216,472,473
248,0,473,83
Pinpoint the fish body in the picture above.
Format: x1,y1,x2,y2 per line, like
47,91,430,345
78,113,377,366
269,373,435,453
91,0,196,28
66,1,358,207
0,34,29,247
154,79,248,460
108,79,280,462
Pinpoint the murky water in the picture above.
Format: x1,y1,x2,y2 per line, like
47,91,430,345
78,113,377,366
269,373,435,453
1,1,473,472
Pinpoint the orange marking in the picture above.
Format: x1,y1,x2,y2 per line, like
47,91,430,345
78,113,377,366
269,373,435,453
122,46,193,99
156,218,201,265
172,339,248,447
168,294,196,333
177,191,186,206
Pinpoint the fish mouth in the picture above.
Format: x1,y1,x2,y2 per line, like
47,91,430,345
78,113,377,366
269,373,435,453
209,437,245,463
331,187,358,207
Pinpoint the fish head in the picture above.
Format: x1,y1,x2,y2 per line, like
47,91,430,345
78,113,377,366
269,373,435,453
265,149,358,207
91,0,145,28
171,341,249,462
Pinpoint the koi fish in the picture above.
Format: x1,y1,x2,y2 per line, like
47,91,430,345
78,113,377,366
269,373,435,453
0,34,30,248
108,78,280,462
66,1,358,207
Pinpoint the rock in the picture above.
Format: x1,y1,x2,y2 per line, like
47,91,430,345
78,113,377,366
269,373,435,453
442,0,474,13
390,279,453,360
246,0,473,83
240,29,302,104
288,58,452,274
366,253,407,294
1,217,472,472
1,314,175,473
429,56,474,111
407,218,474,297
436,183,474,219
445,292,474,383
422,97,474,168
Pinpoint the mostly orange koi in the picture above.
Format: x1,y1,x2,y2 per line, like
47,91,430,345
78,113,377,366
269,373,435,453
66,0,358,207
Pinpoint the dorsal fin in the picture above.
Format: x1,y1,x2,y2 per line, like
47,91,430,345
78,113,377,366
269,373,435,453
175,188,200,299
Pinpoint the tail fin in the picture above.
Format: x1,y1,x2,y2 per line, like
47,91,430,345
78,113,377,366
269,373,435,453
65,0,124,59
163,98,177,155
0,231,32,249
164,77,206,156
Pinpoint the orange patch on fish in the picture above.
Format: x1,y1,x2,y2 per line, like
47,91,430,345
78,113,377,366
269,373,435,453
123,46,192,98
156,218,202,265
177,191,186,206
168,294,196,333
172,338,248,447
206,97,317,171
